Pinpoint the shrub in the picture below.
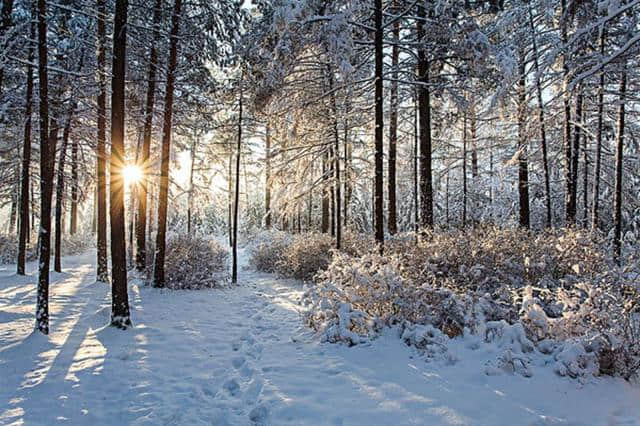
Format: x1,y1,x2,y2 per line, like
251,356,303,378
0,233,37,264
248,230,292,273
162,234,229,290
304,226,640,380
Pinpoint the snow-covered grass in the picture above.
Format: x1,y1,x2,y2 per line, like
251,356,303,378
1,249,640,425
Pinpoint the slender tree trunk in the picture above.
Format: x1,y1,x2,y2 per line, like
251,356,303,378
470,103,478,179
613,68,626,263
35,0,52,334
228,153,233,245
413,88,418,232
561,0,574,225
387,6,398,235
462,113,467,227
17,11,34,275
54,116,72,272
329,145,335,237
373,0,384,250
95,0,108,282
343,111,350,229
517,48,530,229
327,70,341,249
153,0,182,288
187,137,196,234
416,4,433,229
0,0,15,98
591,26,606,231
8,187,17,234
528,5,552,227
69,127,78,234
321,150,329,233
568,90,583,224
109,0,131,327
232,80,242,284
264,122,271,229
135,0,162,271
582,108,588,227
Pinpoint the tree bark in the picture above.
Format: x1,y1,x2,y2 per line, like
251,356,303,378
0,0,14,99
321,150,329,233
561,0,574,225
17,9,34,275
591,26,606,231
264,122,271,229
187,136,197,234
387,5,398,235
568,90,583,224
96,0,108,282
232,79,242,284
152,0,182,288
54,116,72,272
36,0,52,334
373,0,384,250
109,0,131,327
462,113,467,227
613,67,626,263
135,0,162,271
517,48,530,229
416,3,433,229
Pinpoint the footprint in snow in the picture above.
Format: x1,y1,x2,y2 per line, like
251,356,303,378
249,405,269,425
223,378,240,396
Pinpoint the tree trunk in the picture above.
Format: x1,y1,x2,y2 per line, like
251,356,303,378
152,0,182,288
321,150,329,233
0,0,14,98
187,136,197,234
232,80,242,284
462,113,467,227
413,88,418,232
416,3,433,229
561,0,574,225
36,0,52,334
69,127,78,234
109,0,131,327
264,122,271,228
328,71,341,249
613,68,626,263
568,90,583,224
470,103,478,179
17,10,34,275
517,48,530,229
387,6,398,235
591,26,606,231
373,0,384,250
135,0,162,271
54,116,71,272
528,5,551,227
96,0,108,282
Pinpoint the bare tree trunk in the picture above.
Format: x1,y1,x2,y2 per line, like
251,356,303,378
0,0,14,98
9,187,17,234
135,0,162,271
413,88,418,232
470,103,478,179
69,127,78,234
152,0,182,288
328,71,341,249
54,116,71,272
17,10,34,275
568,90,583,224
187,136,197,234
528,5,552,227
416,3,432,229
35,0,52,334
517,48,530,229
591,26,606,231
387,5,398,235
373,0,384,250
228,153,233,245
613,67,626,263
232,80,242,284
109,0,131,327
96,0,108,282
462,113,467,227
561,0,574,225
264,122,271,229
321,150,329,233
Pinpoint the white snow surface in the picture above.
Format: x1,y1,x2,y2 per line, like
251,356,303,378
1,250,640,425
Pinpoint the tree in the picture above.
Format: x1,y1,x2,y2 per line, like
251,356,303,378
35,0,52,334
96,0,108,283
153,0,183,288
232,76,242,284
613,66,626,263
373,0,384,250
109,0,132,328
387,2,399,235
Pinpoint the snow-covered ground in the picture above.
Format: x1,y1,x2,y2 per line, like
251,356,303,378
1,251,640,425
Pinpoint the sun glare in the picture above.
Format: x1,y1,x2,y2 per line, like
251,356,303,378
122,164,143,186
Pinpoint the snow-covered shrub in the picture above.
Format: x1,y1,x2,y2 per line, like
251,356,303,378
276,232,334,281
162,234,228,289
0,233,37,264
248,230,292,273
61,233,94,256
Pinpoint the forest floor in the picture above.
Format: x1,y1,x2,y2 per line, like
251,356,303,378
1,251,640,425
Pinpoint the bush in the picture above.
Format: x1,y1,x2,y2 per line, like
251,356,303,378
61,233,95,256
162,234,229,290
304,226,640,380
248,230,292,273
0,233,37,264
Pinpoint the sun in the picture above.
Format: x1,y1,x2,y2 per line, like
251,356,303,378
122,164,143,186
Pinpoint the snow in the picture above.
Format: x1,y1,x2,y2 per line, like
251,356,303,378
2,251,640,425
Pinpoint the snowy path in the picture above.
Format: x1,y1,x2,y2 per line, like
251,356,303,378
1,252,640,425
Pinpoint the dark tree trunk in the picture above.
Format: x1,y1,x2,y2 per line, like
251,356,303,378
561,0,574,225
373,0,384,250
517,48,530,229
9,188,17,234
17,10,34,275
387,7,398,235
0,0,15,98
69,132,78,234
613,68,626,263
582,108,588,227
416,3,433,229
413,89,419,232
470,104,478,179
109,0,131,328
591,27,606,231
232,80,242,284
135,0,162,271
187,137,196,234
329,145,335,237
54,116,71,272
96,0,108,282
264,122,271,228
152,0,182,288
529,5,552,227
321,150,329,233
36,0,52,334
228,153,233,245
568,90,583,224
